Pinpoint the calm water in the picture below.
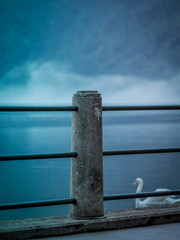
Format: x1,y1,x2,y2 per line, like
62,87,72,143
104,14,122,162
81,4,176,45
0,111,180,221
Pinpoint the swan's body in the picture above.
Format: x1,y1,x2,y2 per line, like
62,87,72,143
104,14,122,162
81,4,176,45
133,177,180,208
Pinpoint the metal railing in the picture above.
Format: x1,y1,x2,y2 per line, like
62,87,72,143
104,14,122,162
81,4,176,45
0,105,79,211
102,104,180,202
104,190,180,201
0,106,78,112
0,92,180,216
0,198,77,210
0,152,77,161
103,148,180,156
1,148,180,162
102,105,180,111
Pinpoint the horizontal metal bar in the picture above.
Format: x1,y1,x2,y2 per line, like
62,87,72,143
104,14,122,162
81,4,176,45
103,148,180,156
104,190,180,201
0,152,78,161
0,106,78,112
2,105,180,112
102,105,180,111
0,198,77,210
2,148,178,161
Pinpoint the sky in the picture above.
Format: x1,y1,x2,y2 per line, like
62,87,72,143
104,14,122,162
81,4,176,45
0,0,180,105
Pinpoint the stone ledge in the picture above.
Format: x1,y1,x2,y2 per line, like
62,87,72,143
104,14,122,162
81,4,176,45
0,204,180,240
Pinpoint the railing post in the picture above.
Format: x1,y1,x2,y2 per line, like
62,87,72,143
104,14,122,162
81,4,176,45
70,91,104,218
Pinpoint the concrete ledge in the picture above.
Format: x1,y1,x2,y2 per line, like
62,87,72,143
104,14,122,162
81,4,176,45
0,204,180,240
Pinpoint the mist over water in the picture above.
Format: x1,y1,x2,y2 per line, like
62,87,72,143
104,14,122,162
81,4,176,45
0,61,180,105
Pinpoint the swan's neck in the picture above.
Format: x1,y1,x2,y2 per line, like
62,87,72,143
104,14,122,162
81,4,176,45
135,181,143,208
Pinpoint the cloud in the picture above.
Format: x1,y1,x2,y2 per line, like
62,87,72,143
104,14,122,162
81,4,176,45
0,61,180,105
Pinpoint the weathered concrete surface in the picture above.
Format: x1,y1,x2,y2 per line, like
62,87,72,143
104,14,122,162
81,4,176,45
71,91,104,218
0,204,180,240
34,223,180,240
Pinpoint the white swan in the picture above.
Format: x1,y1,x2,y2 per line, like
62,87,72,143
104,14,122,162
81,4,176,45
133,177,180,208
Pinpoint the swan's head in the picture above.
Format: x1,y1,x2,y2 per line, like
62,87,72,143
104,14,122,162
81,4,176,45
133,177,143,185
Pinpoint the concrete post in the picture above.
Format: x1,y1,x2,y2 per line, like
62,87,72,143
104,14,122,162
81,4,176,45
70,91,104,218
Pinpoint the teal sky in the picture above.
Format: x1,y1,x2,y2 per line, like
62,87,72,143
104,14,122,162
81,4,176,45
0,0,180,105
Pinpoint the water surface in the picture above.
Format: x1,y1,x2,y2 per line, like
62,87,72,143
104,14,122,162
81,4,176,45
0,111,180,220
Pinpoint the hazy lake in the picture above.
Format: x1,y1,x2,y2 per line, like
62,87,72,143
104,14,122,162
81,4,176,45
0,110,180,221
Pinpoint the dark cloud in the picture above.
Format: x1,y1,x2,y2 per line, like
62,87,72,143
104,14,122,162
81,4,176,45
0,61,179,105
0,0,180,104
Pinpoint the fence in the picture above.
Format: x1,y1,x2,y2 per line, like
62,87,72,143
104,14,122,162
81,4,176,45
0,91,180,218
